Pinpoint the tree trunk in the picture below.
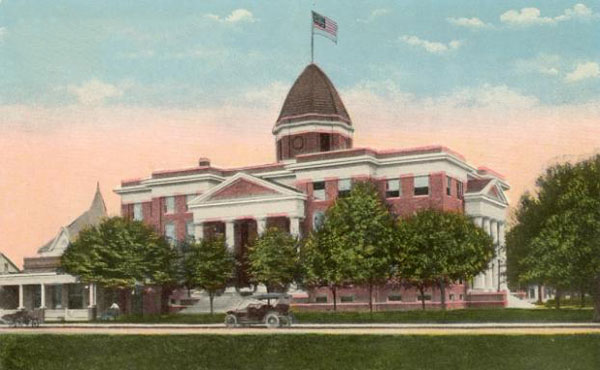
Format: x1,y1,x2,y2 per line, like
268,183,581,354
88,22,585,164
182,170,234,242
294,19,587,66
593,278,600,322
580,288,586,308
537,285,543,304
419,286,426,310
439,280,446,310
209,292,214,315
555,290,561,310
160,286,172,314
331,286,337,312
368,283,374,315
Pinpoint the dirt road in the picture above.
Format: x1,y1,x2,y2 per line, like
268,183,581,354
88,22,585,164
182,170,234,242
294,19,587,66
2,323,600,335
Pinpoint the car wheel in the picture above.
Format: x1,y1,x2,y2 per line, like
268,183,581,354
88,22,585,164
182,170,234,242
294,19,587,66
224,314,238,328
280,316,292,328
265,312,280,328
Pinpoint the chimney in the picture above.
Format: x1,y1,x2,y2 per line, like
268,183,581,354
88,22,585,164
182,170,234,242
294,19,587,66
198,157,211,167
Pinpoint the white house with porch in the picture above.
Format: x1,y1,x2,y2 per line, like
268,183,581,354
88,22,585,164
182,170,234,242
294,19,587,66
0,185,105,321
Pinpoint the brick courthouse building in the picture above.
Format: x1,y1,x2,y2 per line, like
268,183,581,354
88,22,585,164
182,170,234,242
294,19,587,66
116,64,511,311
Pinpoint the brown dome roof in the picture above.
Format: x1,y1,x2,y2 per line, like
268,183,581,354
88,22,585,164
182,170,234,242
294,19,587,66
276,64,351,126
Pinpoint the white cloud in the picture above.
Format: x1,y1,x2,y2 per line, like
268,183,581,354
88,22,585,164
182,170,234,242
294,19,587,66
205,9,256,24
400,35,462,54
500,3,597,26
67,79,125,105
447,17,491,29
441,84,539,109
515,54,562,76
565,62,600,83
358,9,390,23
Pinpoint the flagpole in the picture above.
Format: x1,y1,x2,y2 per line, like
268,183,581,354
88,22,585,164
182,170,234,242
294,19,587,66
311,12,314,63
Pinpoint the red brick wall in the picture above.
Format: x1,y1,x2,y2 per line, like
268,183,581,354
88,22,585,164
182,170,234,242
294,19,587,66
277,132,352,161
299,173,465,235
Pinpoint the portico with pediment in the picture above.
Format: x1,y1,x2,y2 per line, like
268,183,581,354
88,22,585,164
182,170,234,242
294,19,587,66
188,173,307,251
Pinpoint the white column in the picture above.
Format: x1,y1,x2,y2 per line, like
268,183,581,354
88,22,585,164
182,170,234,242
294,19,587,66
257,218,267,235
40,284,46,309
194,222,204,240
88,283,95,308
225,220,235,252
18,284,24,309
290,217,301,238
490,220,499,291
483,218,493,291
472,217,485,290
498,222,508,291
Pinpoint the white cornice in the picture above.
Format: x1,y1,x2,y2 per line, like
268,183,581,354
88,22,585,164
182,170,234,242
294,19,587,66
272,120,354,136
464,193,509,208
114,173,225,195
191,194,307,209
286,152,475,173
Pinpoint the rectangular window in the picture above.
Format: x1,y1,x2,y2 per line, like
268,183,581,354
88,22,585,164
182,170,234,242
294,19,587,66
313,181,326,200
165,222,176,244
320,133,331,152
414,176,429,196
388,295,402,302
164,196,175,214
386,179,400,198
68,284,84,309
185,221,195,241
185,194,196,212
457,181,464,199
417,295,432,301
446,176,452,196
459,294,464,301
449,294,455,301
338,179,351,198
315,296,328,303
340,295,354,303
133,203,143,221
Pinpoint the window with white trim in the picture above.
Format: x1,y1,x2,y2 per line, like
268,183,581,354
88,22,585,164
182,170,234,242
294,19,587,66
446,176,452,196
414,176,429,196
165,222,176,243
185,194,196,211
164,196,175,214
313,181,326,200
457,181,464,199
386,179,400,198
313,211,325,231
133,203,143,221
185,221,195,241
338,179,351,198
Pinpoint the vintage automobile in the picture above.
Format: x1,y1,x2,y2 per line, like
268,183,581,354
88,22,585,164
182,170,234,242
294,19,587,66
1,309,42,328
224,293,293,328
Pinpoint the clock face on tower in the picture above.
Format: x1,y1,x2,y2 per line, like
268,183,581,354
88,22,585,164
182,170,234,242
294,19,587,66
292,136,304,150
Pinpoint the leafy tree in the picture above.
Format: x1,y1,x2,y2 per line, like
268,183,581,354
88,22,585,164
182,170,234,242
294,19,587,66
317,181,397,313
397,209,494,310
184,236,234,314
301,228,347,311
248,228,299,292
510,156,600,320
62,217,177,313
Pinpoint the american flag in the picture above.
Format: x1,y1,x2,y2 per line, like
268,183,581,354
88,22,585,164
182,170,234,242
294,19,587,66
312,11,337,43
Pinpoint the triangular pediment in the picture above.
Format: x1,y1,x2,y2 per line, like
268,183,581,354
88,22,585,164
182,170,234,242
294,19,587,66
190,173,305,206
209,178,278,201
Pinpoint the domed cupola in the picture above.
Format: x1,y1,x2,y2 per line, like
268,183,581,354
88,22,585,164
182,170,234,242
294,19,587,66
273,64,354,161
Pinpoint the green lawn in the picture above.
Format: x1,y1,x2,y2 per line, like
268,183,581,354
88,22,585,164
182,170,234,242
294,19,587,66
105,308,595,324
1,334,599,370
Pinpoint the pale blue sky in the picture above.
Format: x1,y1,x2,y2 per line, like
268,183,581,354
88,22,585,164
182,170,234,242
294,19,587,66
0,0,599,108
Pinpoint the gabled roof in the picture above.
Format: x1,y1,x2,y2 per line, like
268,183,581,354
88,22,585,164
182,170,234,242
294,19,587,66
37,184,107,255
0,252,19,273
189,173,305,206
276,64,351,126
465,178,508,205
